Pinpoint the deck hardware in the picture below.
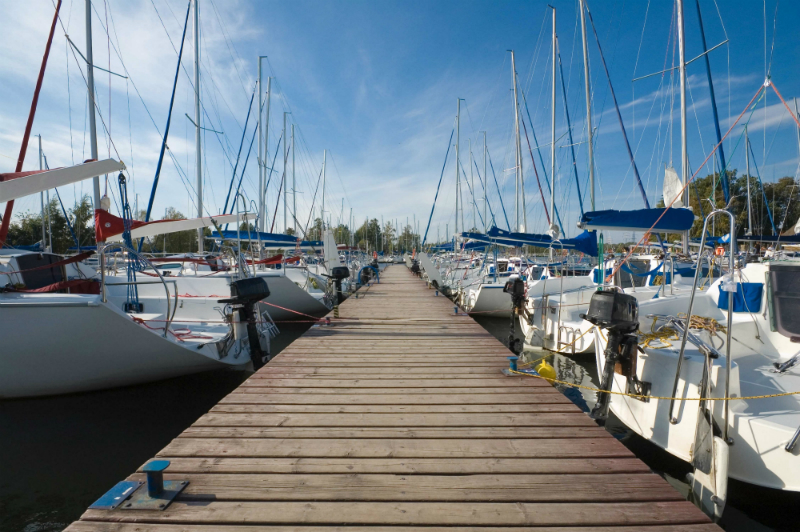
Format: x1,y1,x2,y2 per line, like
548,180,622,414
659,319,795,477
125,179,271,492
121,460,188,510
435,290,439,296
507,356,519,371
454,306,458,315
89,480,142,510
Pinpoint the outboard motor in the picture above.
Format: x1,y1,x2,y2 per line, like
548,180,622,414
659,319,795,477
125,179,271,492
330,266,350,305
581,290,639,421
410,260,421,276
218,277,271,370
503,276,526,354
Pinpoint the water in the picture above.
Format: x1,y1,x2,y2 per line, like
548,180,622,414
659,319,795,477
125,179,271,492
475,316,796,532
0,322,313,532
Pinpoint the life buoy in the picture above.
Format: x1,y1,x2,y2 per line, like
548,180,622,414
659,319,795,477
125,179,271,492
715,246,724,256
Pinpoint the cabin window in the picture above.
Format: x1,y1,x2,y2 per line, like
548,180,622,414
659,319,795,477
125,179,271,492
769,265,800,338
614,260,649,288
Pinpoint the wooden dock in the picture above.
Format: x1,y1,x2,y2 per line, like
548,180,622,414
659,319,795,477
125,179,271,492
67,265,719,531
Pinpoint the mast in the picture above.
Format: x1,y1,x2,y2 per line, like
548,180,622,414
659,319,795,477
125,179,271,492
263,77,271,230
745,126,752,235
257,58,268,231
550,5,557,249
292,124,296,233
282,112,287,232
84,0,102,221
511,50,523,231
322,149,327,230
579,0,595,210
470,139,474,230
483,131,487,231
455,98,460,238
677,0,688,253
193,0,203,251
38,135,47,251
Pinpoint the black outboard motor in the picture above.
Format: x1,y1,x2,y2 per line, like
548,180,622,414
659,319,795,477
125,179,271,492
410,260,421,276
330,266,350,305
218,277,271,370
503,276,526,354
581,290,639,421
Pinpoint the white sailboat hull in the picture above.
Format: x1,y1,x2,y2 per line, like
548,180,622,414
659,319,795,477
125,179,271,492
0,294,247,398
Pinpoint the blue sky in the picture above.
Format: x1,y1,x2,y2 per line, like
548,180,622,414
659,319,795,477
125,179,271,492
2,0,799,244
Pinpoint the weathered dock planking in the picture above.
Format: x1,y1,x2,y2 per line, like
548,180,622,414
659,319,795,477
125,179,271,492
66,265,720,531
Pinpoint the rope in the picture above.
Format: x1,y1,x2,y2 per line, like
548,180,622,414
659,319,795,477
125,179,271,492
509,367,800,402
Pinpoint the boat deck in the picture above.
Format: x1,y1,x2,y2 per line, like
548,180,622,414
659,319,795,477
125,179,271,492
66,265,719,531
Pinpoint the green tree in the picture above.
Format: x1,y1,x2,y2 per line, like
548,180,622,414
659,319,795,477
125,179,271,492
6,194,96,253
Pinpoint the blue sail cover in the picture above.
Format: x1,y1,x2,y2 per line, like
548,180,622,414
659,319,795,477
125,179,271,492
469,227,598,257
578,208,694,232
210,230,321,247
429,240,488,252
719,233,800,244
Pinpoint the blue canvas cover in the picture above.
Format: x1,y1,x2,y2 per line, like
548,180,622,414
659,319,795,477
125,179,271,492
717,282,763,313
578,208,694,232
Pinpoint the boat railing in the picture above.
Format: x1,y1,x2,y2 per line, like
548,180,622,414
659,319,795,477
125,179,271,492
667,209,736,443
99,243,178,338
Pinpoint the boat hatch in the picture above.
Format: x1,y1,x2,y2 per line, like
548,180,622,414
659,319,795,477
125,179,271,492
768,264,800,340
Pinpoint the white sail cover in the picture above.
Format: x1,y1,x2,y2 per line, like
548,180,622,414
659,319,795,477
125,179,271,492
663,166,684,208
105,213,253,242
0,159,124,203
418,252,443,287
323,229,342,272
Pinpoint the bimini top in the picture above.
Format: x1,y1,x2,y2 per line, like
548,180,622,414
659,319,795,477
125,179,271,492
577,208,694,233
461,227,598,257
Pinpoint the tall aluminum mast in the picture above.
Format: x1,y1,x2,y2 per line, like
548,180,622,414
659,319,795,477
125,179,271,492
282,112,287,233
292,124,296,233
193,0,203,251
745,126,752,235
677,0,689,253
85,0,101,226
511,50,523,231
322,149,327,230
455,99,460,238
579,0,595,210
483,131,487,232
257,57,268,232
470,139,474,230
550,7,557,233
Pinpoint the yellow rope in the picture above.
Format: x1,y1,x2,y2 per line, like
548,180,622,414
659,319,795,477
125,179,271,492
509,368,800,402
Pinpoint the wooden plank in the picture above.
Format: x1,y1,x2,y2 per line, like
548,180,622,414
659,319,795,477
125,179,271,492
220,393,573,404
122,472,684,502
158,438,634,458
139,456,653,475
191,412,597,427
78,501,710,526
237,379,550,388
66,523,723,532
178,426,609,439
209,403,579,413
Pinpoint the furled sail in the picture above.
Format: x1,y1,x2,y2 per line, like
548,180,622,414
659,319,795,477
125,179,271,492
663,165,684,208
